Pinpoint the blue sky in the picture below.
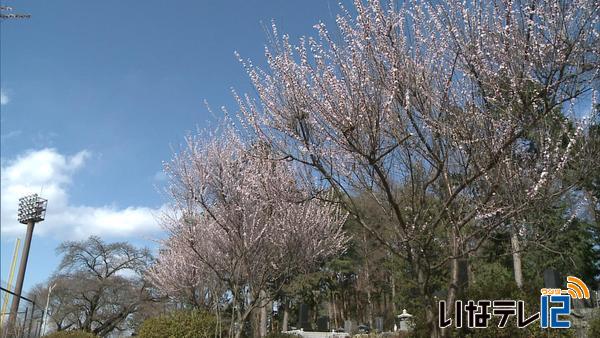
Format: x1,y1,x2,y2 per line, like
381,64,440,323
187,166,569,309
1,0,341,294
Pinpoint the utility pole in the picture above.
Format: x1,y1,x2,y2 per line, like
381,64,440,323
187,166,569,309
41,283,56,335
7,194,47,334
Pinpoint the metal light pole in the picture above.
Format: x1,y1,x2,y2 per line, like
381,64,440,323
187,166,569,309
41,283,56,335
7,194,47,333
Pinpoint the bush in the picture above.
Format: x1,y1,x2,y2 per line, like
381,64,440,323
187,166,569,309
588,312,600,338
352,334,411,338
265,334,300,338
137,309,218,338
44,331,97,338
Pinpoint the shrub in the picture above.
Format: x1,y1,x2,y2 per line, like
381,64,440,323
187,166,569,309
588,312,600,338
265,333,300,338
351,334,411,338
44,331,97,338
137,309,218,338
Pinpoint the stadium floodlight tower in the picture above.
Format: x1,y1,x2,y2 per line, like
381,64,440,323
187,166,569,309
7,194,47,331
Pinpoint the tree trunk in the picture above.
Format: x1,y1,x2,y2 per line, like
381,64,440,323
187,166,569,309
230,288,238,338
585,190,598,225
441,227,461,338
362,230,374,329
282,302,289,332
342,292,347,322
391,275,396,314
252,308,260,338
234,307,253,338
380,291,386,320
332,293,338,329
234,326,243,338
215,305,222,338
259,290,268,337
416,260,439,338
327,294,334,329
511,229,524,289
441,258,459,338
82,294,100,332
94,307,133,337
366,288,373,329
268,300,273,334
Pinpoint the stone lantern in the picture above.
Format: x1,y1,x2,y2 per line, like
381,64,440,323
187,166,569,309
395,309,414,332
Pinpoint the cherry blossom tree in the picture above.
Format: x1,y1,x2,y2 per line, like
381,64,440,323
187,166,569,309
147,234,223,310
235,0,598,335
152,127,348,338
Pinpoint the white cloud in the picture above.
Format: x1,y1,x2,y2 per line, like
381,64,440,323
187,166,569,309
1,148,165,239
0,89,9,105
1,130,22,141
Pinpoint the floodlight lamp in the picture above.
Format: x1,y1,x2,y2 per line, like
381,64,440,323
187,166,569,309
17,193,48,224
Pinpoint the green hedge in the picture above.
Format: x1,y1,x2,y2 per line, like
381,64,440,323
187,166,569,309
44,331,97,338
137,309,218,338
